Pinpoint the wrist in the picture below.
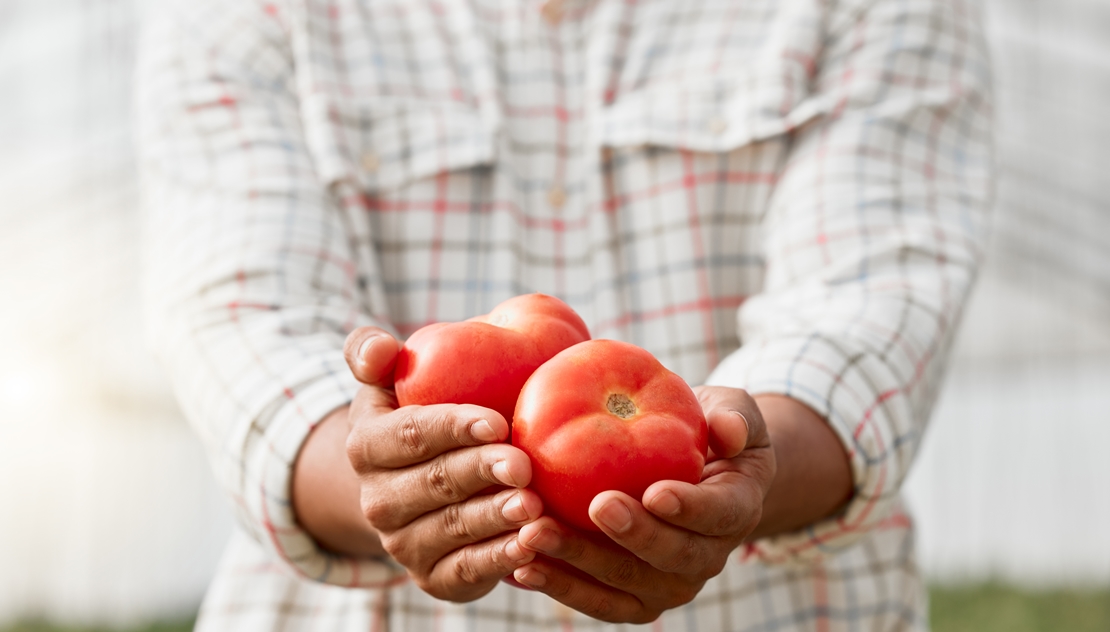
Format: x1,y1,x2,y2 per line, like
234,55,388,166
747,394,853,540
292,403,385,557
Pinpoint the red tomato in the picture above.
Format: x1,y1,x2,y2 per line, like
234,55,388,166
512,339,708,532
394,294,590,423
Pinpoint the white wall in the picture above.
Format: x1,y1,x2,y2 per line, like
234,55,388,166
905,266,1110,586
0,1,235,626
901,0,1110,586
1,0,1108,626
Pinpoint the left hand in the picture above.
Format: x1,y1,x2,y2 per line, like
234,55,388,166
512,385,776,624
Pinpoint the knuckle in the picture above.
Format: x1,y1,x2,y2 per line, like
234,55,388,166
711,502,744,536
704,556,727,581
743,505,764,537
440,502,472,540
542,574,573,599
429,405,470,444
732,386,754,402
446,409,474,444
711,489,761,538
345,431,370,472
634,520,664,553
424,458,462,503
412,575,444,600
360,494,392,529
696,385,726,404
399,416,431,460
452,549,486,587
602,556,641,587
585,594,619,623
378,533,409,564
659,536,701,574
490,541,515,574
669,582,702,608
550,530,583,561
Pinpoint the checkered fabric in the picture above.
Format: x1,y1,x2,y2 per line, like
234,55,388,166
137,0,992,629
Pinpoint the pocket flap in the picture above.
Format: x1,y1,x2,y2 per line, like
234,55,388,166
302,95,497,191
600,78,805,152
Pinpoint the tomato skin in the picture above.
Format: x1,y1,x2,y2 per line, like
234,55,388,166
394,294,590,423
512,339,708,532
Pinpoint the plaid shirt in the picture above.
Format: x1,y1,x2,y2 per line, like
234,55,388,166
137,0,992,629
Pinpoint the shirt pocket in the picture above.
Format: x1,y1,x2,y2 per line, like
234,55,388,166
300,94,497,193
592,77,801,340
598,76,805,153
596,75,804,228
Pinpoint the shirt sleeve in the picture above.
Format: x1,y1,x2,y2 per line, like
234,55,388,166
136,0,405,587
705,0,993,563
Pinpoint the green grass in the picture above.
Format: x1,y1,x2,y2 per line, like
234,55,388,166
931,583,1110,632
0,620,195,632
2,584,1108,631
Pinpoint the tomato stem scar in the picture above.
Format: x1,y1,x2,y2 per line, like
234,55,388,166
606,393,637,419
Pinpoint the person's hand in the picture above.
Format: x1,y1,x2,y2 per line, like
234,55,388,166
342,327,545,602
510,385,775,623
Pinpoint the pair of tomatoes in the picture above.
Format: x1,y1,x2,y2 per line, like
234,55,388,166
393,294,708,532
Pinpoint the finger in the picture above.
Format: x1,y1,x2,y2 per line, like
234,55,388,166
384,488,543,572
349,382,400,419
347,403,510,470
695,386,768,459
517,516,671,600
512,556,665,624
421,532,538,603
363,443,532,530
706,408,749,461
641,465,767,538
344,326,400,386
585,492,725,577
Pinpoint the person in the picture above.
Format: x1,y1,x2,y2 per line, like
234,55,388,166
137,0,992,629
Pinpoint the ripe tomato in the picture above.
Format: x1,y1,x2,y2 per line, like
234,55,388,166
512,339,708,532
394,294,590,423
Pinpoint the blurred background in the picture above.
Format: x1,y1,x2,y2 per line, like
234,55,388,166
1,0,1108,630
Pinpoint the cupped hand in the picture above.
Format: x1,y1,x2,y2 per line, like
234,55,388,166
511,385,776,623
342,327,544,602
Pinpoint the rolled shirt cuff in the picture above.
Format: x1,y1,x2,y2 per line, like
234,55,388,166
706,333,913,565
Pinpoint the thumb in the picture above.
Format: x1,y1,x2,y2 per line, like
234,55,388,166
343,326,400,386
694,386,766,461
706,407,751,461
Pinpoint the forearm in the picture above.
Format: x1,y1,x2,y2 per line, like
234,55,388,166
291,393,851,553
292,405,385,557
748,394,853,540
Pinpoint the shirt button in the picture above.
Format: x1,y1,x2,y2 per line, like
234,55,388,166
361,152,380,172
547,186,566,209
541,0,564,24
707,117,728,136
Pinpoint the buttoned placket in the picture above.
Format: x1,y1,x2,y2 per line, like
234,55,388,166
540,0,565,25
539,0,579,220
707,116,728,136
361,152,380,173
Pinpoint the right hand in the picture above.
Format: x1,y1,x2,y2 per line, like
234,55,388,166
343,326,544,602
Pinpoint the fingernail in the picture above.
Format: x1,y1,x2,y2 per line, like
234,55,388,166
525,528,560,553
502,494,528,522
492,461,517,487
515,567,547,588
649,490,681,517
731,410,750,436
470,419,498,442
357,335,381,364
596,499,633,533
505,539,531,564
